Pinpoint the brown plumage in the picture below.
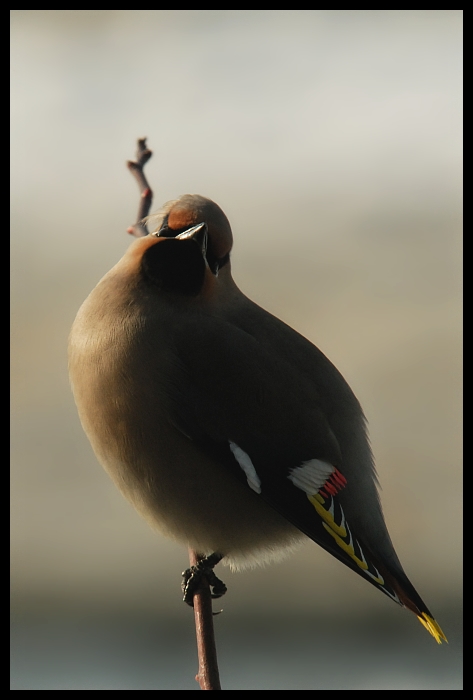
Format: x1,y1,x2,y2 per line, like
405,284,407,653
69,195,446,643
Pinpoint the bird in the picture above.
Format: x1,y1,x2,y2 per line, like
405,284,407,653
68,192,446,643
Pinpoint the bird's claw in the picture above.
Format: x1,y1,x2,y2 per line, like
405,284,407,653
182,556,227,606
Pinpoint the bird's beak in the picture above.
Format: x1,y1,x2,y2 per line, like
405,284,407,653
176,222,208,259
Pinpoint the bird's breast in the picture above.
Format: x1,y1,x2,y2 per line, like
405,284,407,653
68,283,301,562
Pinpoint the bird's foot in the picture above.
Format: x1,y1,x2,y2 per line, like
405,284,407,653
182,552,227,606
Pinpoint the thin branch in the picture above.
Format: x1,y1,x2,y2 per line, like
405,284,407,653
126,140,223,690
188,549,222,691
126,137,153,237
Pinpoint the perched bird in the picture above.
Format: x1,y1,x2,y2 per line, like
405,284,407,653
69,193,446,643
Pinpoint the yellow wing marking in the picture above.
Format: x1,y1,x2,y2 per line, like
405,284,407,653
308,493,347,538
309,492,447,644
309,492,385,585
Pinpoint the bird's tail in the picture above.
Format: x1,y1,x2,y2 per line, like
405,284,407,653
379,565,447,644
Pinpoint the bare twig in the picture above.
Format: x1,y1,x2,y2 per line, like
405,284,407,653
188,549,222,691
126,140,222,690
126,137,153,237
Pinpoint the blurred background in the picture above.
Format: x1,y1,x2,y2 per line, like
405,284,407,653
11,10,462,689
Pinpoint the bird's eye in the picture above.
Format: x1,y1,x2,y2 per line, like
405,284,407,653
153,224,174,238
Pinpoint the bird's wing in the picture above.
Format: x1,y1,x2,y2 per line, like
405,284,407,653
163,316,413,605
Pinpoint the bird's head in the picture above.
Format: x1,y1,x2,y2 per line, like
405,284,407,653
119,196,232,299
151,195,233,275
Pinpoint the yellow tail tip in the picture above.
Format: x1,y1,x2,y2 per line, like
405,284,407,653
417,612,448,644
